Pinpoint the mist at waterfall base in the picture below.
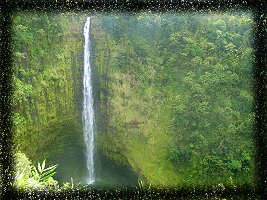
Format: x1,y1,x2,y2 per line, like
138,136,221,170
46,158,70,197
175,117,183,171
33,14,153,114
52,148,138,186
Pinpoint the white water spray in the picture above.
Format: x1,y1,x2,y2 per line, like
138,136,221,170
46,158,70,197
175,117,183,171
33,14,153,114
82,17,95,184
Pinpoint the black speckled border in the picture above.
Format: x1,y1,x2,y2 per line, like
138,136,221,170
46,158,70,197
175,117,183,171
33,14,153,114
0,0,266,199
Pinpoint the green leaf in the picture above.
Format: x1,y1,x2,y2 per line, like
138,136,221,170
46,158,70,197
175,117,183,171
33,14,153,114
32,167,40,180
40,172,56,182
42,164,58,172
41,167,56,178
38,162,42,173
42,159,46,171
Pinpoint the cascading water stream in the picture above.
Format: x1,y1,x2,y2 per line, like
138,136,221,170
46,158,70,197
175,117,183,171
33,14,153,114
82,17,95,184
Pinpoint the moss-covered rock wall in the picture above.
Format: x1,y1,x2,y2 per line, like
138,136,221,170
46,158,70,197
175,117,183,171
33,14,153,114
91,13,254,187
13,12,87,183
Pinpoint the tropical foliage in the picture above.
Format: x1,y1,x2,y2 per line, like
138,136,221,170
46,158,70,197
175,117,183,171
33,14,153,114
93,13,254,186
12,12,87,184
14,152,58,189
13,12,254,187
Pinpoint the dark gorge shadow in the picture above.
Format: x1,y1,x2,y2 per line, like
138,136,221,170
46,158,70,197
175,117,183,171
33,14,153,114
94,151,139,187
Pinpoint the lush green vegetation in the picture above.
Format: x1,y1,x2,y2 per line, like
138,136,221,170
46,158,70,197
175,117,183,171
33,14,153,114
14,152,83,190
14,152,58,189
12,12,87,184
92,13,254,187
13,12,254,188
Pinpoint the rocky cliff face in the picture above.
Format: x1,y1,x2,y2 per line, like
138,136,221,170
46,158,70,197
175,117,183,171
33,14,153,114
13,13,139,185
90,14,254,186
13,13,87,183
90,16,179,185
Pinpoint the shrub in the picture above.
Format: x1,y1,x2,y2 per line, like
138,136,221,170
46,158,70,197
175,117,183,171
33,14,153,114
14,152,58,189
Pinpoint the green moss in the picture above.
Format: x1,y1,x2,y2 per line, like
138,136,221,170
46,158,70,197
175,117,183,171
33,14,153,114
91,14,254,187
91,22,179,184
13,13,85,173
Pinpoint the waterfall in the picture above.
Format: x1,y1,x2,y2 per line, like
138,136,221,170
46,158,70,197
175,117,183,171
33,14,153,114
82,17,95,184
